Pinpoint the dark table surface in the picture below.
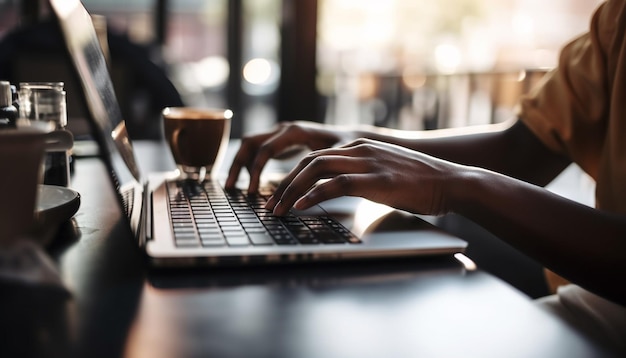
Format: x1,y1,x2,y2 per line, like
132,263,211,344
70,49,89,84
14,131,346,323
1,140,616,358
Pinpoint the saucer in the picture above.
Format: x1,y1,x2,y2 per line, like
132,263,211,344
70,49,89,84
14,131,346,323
34,185,81,246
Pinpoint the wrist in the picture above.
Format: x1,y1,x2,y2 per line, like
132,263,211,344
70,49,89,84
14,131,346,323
445,166,491,215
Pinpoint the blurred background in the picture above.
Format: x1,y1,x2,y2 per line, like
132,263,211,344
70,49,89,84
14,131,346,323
0,0,603,139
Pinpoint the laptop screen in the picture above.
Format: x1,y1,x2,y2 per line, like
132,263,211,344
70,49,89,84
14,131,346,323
49,0,142,187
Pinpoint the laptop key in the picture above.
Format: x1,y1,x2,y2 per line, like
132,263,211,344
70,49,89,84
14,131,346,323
274,237,298,245
316,230,347,244
245,227,267,234
174,228,196,235
175,238,200,247
248,233,274,245
294,233,319,245
339,231,361,244
174,231,196,238
225,235,250,246
200,234,226,246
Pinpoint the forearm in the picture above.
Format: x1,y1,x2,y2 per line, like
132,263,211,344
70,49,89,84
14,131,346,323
353,119,571,186
450,167,626,305
354,121,513,164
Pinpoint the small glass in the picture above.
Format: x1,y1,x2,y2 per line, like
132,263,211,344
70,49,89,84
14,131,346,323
19,82,66,129
18,82,71,187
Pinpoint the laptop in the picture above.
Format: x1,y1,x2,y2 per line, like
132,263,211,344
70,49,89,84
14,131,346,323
50,0,467,267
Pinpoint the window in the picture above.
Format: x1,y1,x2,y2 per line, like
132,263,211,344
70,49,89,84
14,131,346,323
316,0,604,129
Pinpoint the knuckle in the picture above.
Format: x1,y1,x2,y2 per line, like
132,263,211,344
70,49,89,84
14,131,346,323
380,172,394,186
302,151,319,164
334,174,352,188
257,142,275,157
283,122,302,135
308,156,328,171
351,138,368,146
239,135,257,148
351,138,376,153
364,143,380,155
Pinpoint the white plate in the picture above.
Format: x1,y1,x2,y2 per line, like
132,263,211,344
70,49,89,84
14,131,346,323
34,185,81,246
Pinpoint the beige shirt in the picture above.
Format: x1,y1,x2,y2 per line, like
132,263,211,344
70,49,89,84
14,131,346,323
519,0,626,214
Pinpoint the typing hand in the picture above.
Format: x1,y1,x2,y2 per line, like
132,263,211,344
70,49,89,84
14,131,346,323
225,121,352,193
265,138,466,217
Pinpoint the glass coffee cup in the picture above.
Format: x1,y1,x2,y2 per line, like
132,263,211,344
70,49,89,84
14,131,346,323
162,107,232,182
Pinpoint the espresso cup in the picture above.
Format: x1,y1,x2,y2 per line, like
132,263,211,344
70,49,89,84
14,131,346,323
163,107,232,181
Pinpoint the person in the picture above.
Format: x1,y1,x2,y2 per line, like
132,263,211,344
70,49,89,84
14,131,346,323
225,0,626,352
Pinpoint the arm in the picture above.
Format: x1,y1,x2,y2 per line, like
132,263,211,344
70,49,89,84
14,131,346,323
451,167,626,306
264,137,626,306
226,118,570,191
355,118,571,186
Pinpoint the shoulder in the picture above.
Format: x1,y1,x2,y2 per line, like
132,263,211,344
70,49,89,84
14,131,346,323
590,0,626,49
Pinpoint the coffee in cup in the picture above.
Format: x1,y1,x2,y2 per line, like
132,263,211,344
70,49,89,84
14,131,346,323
163,107,232,181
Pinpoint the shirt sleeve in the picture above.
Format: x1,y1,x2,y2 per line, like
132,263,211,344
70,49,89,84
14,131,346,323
517,1,617,163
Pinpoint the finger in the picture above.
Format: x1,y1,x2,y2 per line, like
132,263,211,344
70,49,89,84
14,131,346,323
265,146,370,209
272,156,371,215
265,148,339,209
265,152,317,209
293,173,375,210
247,128,306,193
225,138,262,189
225,145,250,189
225,129,286,191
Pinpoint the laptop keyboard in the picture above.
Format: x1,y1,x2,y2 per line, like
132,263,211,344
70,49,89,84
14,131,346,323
167,180,361,248
121,186,135,218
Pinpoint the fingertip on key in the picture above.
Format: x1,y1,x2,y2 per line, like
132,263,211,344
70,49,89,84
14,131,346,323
265,195,277,209
272,200,288,216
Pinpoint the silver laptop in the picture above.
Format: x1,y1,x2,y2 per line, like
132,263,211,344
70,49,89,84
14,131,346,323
50,0,467,267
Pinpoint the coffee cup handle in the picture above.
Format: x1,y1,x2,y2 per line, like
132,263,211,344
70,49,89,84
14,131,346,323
44,130,74,152
171,127,184,160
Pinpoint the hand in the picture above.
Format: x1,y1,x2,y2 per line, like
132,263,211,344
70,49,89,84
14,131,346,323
226,121,354,192
266,138,468,216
